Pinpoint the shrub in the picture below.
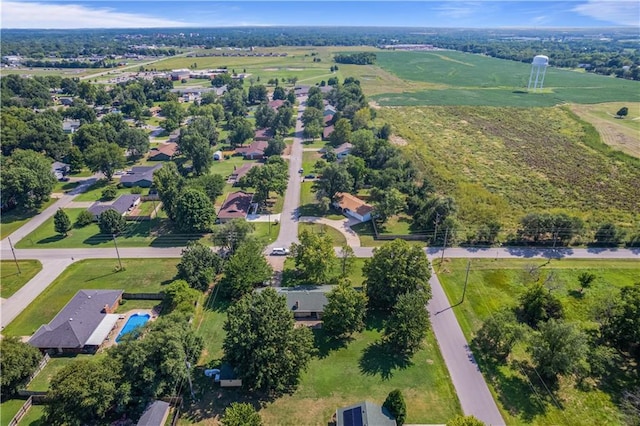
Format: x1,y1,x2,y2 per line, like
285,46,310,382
383,389,407,425
75,210,95,228
101,186,118,200
130,187,143,194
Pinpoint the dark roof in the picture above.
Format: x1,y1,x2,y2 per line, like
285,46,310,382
29,290,123,349
87,194,140,217
218,191,253,220
220,363,238,380
236,140,268,156
120,164,162,185
336,401,396,426
278,288,328,313
148,143,178,159
334,142,353,156
137,400,170,426
268,99,285,110
230,162,261,180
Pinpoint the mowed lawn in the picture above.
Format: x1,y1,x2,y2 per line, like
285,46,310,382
27,355,94,391
437,258,640,425
299,222,347,246
0,198,56,239
3,258,180,337
0,260,42,298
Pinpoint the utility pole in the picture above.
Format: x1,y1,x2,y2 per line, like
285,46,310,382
7,237,21,274
112,234,123,271
440,227,449,265
268,213,271,236
434,212,441,243
460,260,471,304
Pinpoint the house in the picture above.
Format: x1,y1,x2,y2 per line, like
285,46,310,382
59,97,74,106
323,114,334,125
148,143,178,161
236,140,268,160
137,400,171,426
324,104,337,116
51,161,70,180
62,119,81,134
334,142,353,160
333,192,373,222
228,162,261,185
268,99,285,110
28,290,123,354
253,128,274,142
294,85,311,97
319,85,333,94
323,125,335,140
170,69,191,81
217,191,254,223
87,194,141,220
148,106,162,116
120,164,162,187
277,287,329,321
335,401,396,426
219,363,242,387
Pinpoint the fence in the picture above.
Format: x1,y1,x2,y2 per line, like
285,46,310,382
24,354,50,387
123,292,165,300
8,397,32,426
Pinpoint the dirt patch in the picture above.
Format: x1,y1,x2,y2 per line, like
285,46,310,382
389,134,408,146
368,100,381,110
286,68,303,71
263,67,279,71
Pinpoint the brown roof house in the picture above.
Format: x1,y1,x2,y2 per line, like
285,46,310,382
322,125,335,140
228,162,261,185
253,128,274,142
333,192,373,222
148,143,178,161
236,140,268,160
268,99,285,110
28,290,123,354
217,191,254,223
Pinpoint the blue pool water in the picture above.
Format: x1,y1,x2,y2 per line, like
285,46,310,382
116,313,150,342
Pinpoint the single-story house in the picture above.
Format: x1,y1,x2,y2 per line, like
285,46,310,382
28,289,123,354
51,161,70,180
59,97,74,106
137,400,171,426
148,143,178,161
228,162,261,185
213,150,223,160
148,106,162,116
120,164,162,188
334,142,353,160
323,114,334,125
333,192,373,222
62,119,81,134
217,191,254,223
253,128,274,142
268,99,285,110
323,125,335,140
278,287,329,320
236,140,268,160
219,363,242,387
87,194,141,220
294,85,311,97
336,401,396,426
170,69,191,81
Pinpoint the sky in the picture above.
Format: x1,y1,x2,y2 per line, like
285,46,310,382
2,0,639,29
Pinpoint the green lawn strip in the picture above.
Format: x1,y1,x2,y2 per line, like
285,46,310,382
209,155,254,178
1,399,26,425
301,139,329,150
0,260,42,298
3,258,179,337
301,151,322,175
73,179,146,202
437,258,639,425
27,355,94,391
299,223,347,246
115,299,162,314
298,181,344,220
52,180,79,193
16,404,46,426
0,198,56,240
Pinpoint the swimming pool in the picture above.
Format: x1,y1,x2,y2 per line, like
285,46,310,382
116,313,150,342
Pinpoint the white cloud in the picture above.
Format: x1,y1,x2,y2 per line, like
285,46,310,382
1,1,198,28
573,0,640,26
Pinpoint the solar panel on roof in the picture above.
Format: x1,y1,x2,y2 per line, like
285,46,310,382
342,407,363,426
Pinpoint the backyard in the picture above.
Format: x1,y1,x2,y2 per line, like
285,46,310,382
0,260,42,298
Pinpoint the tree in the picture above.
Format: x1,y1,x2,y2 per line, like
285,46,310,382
223,88,248,117
191,174,225,201
528,319,588,383
371,187,406,224
384,291,430,355
301,107,323,129
223,288,315,393
0,337,42,399
66,145,84,173
578,272,596,293
1,149,56,210
119,127,149,159
187,116,219,146
472,309,525,363
594,222,625,246
313,163,353,201
343,155,367,191
220,239,273,300
153,162,184,221
160,101,184,132
352,107,372,130
255,103,276,129
75,210,94,228
84,142,124,181
616,106,629,118
272,86,286,100
601,284,640,361
163,279,200,314
222,403,262,426
54,208,71,236
101,185,117,200
330,118,352,147
338,244,355,277
98,209,126,235
517,282,564,328
248,84,268,104
227,117,254,148
447,415,486,426
272,105,294,137
413,195,457,237
239,157,288,208
363,239,432,310
291,229,337,285
174,188,215,233
323,279,367,338
264,137,286,157
210,218,255,256
178,132,212,176
303,122,322,141
383,389,407,426
177,241,222,291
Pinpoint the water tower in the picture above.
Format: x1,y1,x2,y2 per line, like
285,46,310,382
528,55,549,91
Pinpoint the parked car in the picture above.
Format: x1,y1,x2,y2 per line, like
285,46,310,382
304,174,316,179
271,247,290,256
298,168,304,174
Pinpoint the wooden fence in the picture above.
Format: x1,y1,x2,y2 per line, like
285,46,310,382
8,397,32,426
22,354,50,388
123,292,165,300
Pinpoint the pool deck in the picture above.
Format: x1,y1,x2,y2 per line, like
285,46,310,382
101,308,158,350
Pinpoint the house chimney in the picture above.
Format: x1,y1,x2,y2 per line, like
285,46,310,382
295,300,300,309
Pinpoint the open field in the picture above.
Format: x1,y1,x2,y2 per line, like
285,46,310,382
0,198,56,239
377,105,640,233
3,258,179,337
437,258,640,425
372,50,640,107
568,102,640,158
0,260,42,298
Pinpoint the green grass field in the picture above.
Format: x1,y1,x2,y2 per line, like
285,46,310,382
0,260,42,298
73,179,149,202
0,198,56,240
437,258,640,425
299,222,347,246
3,258,179,337
372,50,640,107
27,355,93,391
15,404,46,426
1,399,26,426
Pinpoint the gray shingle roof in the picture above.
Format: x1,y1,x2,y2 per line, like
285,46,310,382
29,289,123,349
87,194,140,218
137,400,170,426
120,164,162,185
336,401,396,426
278,288,329,313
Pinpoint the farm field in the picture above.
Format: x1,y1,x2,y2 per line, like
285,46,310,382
3,258,180,337
437,258,640,425
0,260,42,298
376,105,640,234
371,50,640,107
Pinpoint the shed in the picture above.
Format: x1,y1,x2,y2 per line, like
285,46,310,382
219,363,242,387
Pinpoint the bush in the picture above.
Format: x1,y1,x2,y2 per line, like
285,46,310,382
75,210,95,228
130,187,143,194
101,186,118,200
383,389,407,425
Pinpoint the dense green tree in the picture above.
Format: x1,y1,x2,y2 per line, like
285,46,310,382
447,415,486,426
306,92,324,110
528,319,588,382
178,132,212,176
210,218,255,256
291,229,337,285
601,284,640,361
517,282,564,328
323,279,367,338
222,403,262,426
177,241,222,291
264,137,286,157
301,107,323,129
1,149,56,210
223,88,248,117
352,107,372,130
271,105,295,137
371,187,406,224
272,86,286,100
162,279,200,314
66,145,84,173
223,288,315,393
255,103,277,129
160,101,184,132
313,163,353,201
239,157,288,207
75,210,94,228
384,291,430,355
594,222,625,246
54,208,72,236
119,127,149,159
191,173,225,201
0,337,42,398
363,239,432,310
101,185,117,200
174,188,215,233
330,118,352,146
383,389,407,426
248,84,268,104
472,309,525,363
228,117,254,148
342,155,367,191
303,122,322,141
186,116,219,146
378,123,392,140
72,122,116,151
220,239,273,300
152,162,184,221
413,195,457,236
84,142,125,180
98,209,126,235
577,272,596,293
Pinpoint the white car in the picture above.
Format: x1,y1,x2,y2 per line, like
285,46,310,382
271,247,290,256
